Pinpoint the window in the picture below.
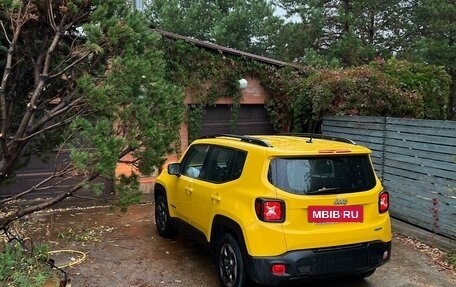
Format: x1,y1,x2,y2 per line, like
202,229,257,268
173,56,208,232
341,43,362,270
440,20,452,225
268,155,376,195
200,146,247,183
181,145,209,178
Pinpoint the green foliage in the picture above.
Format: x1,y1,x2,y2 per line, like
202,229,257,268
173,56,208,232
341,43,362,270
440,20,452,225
158,36,275,137
289,65,418,130
116,174,143,212
150,0,453,133
1,0,453,218
0,243,54,287
372,59,451,119
187,105,206,143
262,67,308,132
62,3,185,200
275,0,410,66
300,48,340,69
148,0,283,56
158,30,450,135
446,251,456,268
403,0,456,69
0,0,184,229
274,0,454,119
151,21,452,136
284,59,451,131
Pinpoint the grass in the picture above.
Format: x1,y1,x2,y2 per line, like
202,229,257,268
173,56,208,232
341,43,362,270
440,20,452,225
0,242,59,287
445,251,456,269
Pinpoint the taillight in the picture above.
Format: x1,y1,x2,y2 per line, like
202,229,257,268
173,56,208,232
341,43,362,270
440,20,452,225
255,199,285,222
379,191,389,213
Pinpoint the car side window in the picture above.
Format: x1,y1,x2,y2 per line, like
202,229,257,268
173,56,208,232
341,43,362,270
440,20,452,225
180,145,209,179
200,146,246,183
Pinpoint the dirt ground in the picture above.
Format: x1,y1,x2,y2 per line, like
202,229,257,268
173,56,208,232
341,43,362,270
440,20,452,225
28,202,218,287
23,202,456,287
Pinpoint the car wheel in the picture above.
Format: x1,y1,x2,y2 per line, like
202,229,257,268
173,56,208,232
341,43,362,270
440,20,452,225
155,194,177,238
216,233,247,287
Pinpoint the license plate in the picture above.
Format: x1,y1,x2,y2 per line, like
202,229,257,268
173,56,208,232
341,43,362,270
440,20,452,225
308,206,363,223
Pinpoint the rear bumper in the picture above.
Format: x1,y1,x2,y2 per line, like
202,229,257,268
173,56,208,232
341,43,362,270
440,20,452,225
246,240,391,286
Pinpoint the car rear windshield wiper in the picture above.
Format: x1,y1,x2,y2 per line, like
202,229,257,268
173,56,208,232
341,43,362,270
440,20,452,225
307,187,341,195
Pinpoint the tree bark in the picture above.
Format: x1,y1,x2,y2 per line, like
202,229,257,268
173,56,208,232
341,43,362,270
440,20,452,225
0,173,99,230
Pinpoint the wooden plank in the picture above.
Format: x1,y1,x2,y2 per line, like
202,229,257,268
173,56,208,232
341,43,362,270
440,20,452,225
323,126,385,139
389,194,454,224
384,174,455,240
385,138,456,155
387,185,454,214
385,149,455,168
390,196,455,238
323,131,384,149
388,193,455,216
386,145,455,163
385,146,456,165
322,116,456,238
384,174,456,200
390,208,455,239
386,118,456,136
385,131,456,145
384,159,455,181
386,124,456,137
325,115,386,124
387,117,456,129
384,158,456,180
384,177,456,211
371,157,382,166
383,165,454,188
323,120,386,131
322,118,384,128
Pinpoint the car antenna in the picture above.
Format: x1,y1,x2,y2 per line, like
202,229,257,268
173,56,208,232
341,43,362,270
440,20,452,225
306,119,316,143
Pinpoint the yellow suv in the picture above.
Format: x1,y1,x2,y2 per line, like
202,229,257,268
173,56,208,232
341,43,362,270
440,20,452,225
154,134,391,287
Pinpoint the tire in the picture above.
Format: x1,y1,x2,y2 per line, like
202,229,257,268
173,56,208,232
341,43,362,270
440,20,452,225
216,233,248,287
155,194,177,238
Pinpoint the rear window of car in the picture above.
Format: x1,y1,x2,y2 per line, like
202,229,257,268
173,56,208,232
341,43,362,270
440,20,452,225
268,155,376,195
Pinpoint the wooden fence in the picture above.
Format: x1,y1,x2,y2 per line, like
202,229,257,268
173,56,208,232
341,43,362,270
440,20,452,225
322,116,456,241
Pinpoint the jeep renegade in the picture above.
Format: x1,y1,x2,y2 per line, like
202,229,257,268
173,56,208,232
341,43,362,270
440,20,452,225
154,134,391,287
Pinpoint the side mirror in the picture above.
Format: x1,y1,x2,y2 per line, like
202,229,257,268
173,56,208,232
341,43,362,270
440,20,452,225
167,163,181,176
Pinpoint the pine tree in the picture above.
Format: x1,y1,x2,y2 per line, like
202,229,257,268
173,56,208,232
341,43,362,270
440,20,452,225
147,0,284,56
0,0,184,228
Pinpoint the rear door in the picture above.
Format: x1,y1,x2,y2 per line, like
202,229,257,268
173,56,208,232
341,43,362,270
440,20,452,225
269,155,391,250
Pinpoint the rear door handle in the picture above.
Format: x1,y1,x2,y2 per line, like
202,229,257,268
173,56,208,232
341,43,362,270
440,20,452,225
185,186,193,195
211,194,221,202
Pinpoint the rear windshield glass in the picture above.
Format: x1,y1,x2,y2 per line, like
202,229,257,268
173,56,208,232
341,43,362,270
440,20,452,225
268,155,376,195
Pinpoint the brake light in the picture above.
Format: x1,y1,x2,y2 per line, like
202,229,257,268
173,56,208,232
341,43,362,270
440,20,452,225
255,199,285,222
379,192,389,213
318,149,352,153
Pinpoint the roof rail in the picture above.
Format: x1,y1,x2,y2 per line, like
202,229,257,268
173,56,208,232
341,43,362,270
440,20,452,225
200,134,272,147
281,133,357,145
